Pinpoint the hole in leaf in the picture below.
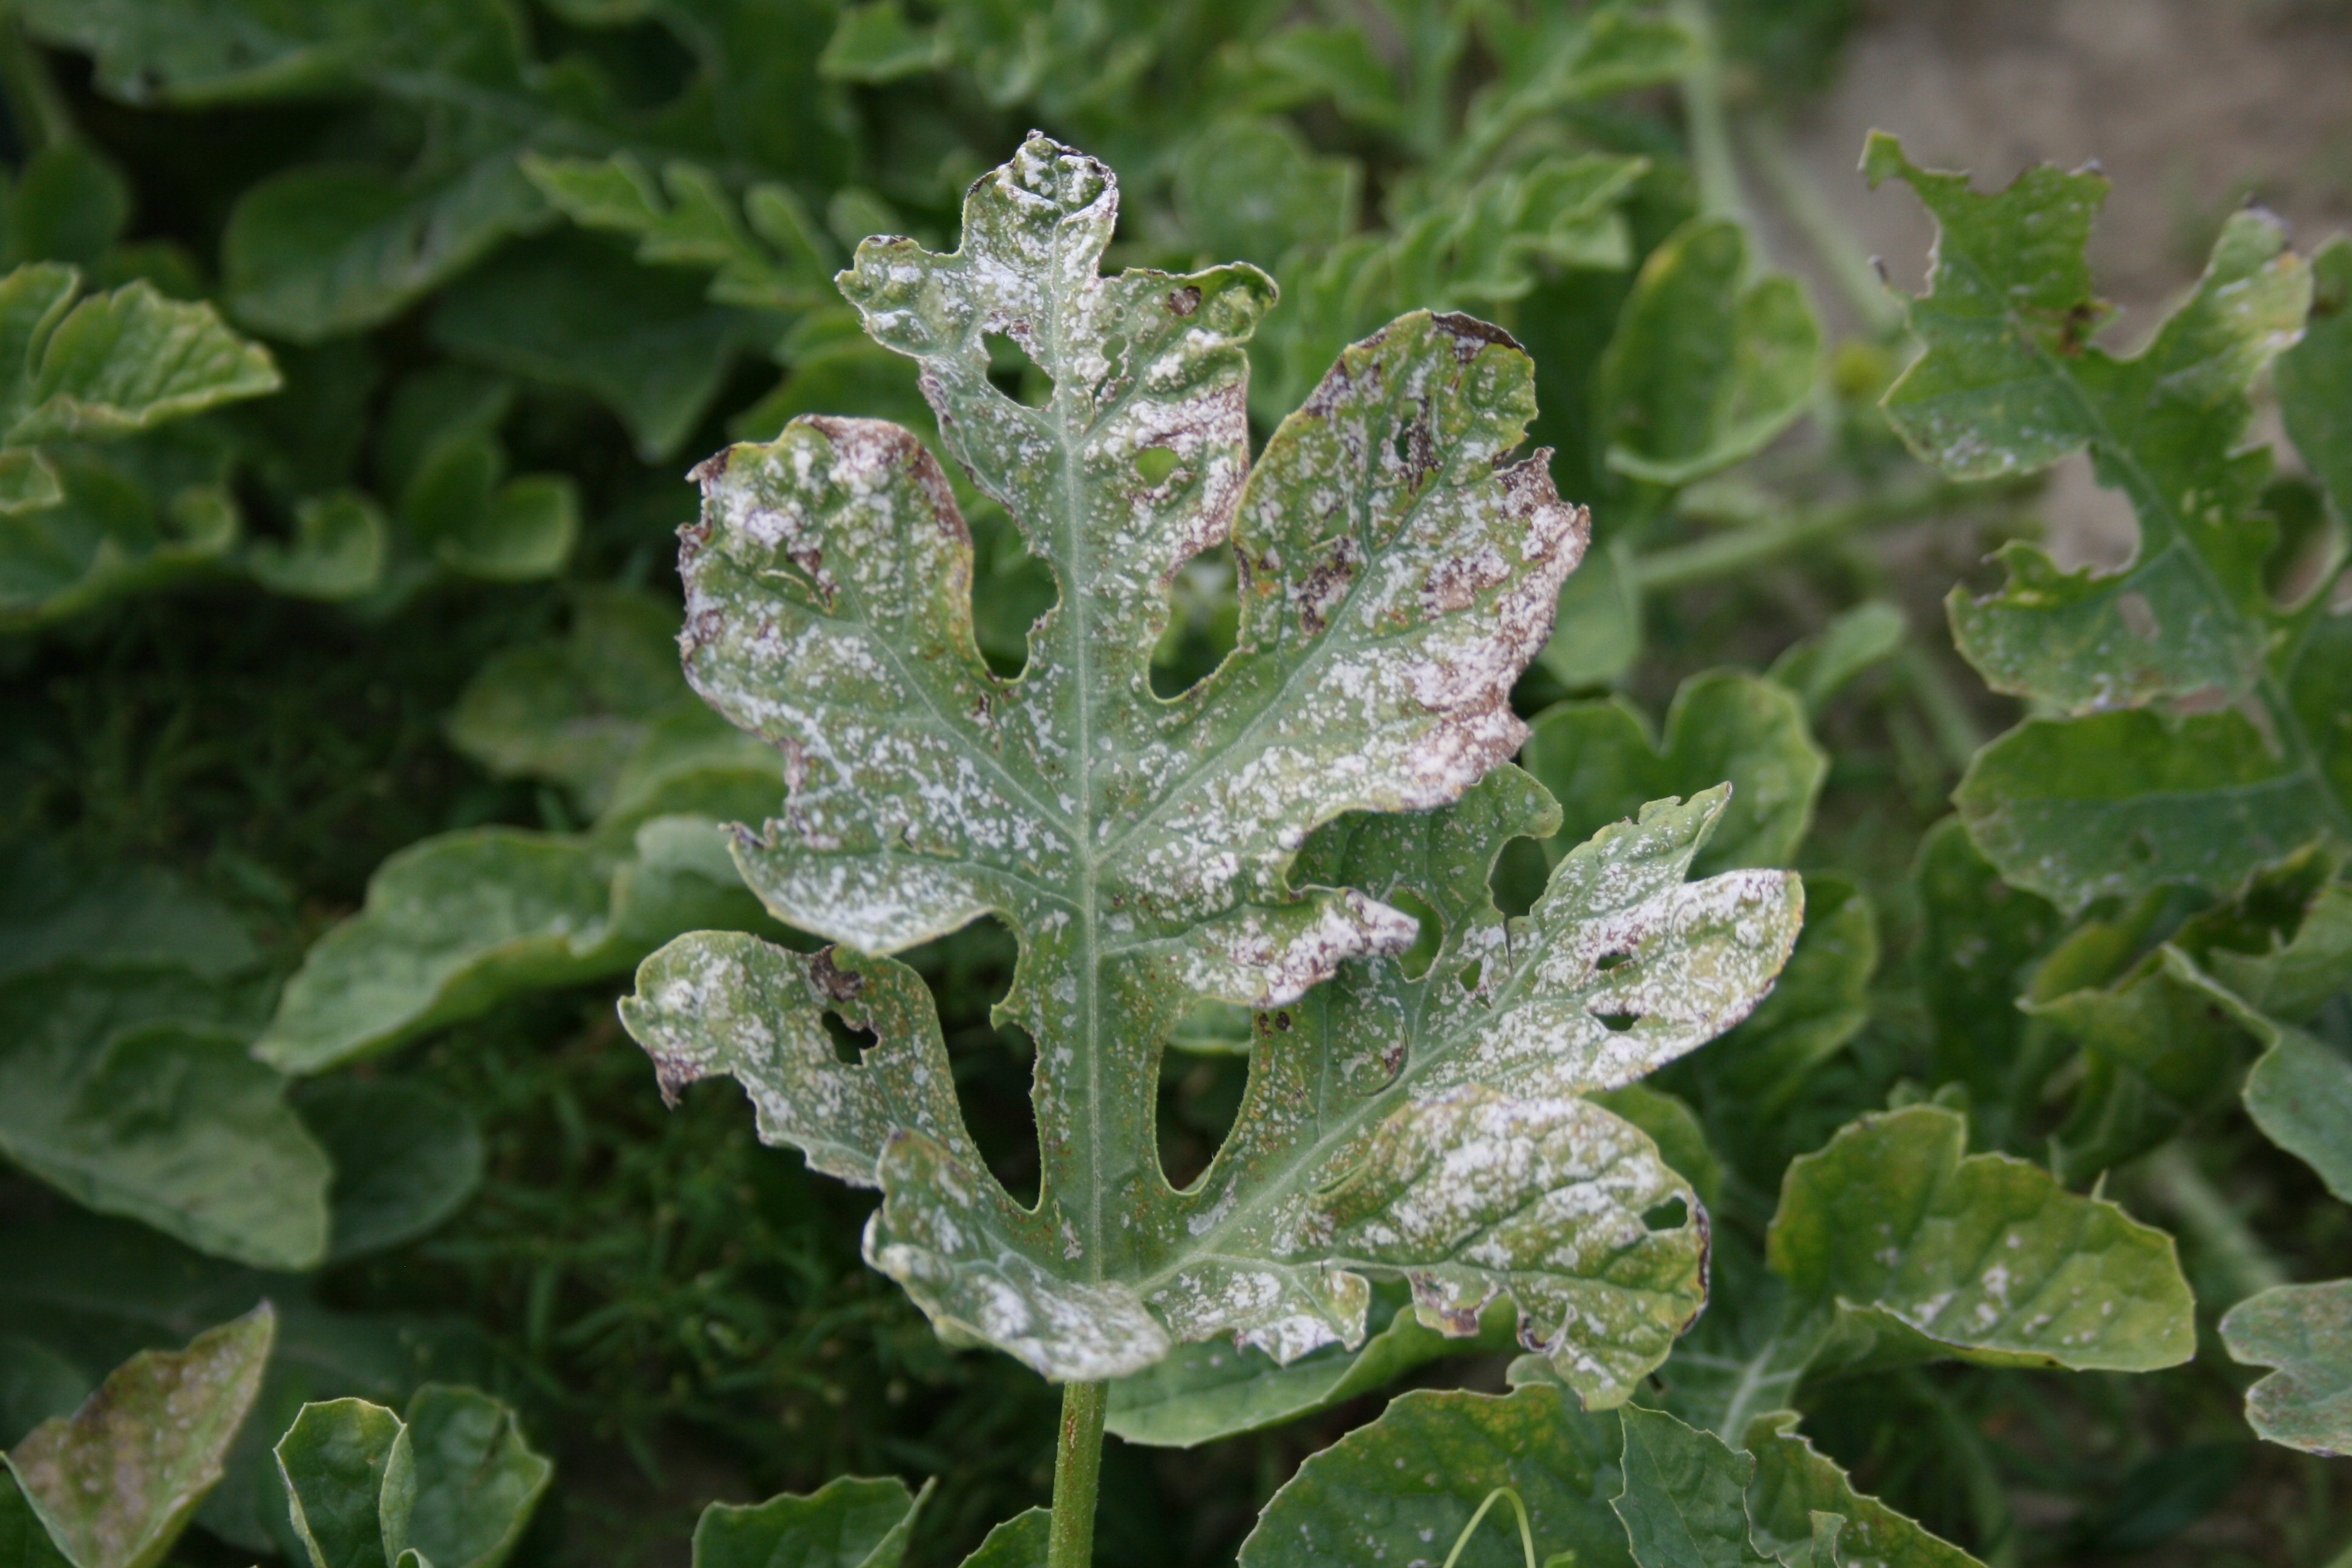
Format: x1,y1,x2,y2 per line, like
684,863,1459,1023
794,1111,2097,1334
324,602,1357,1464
982,330,1054,407
1133,445,1178,486
1457,958,1482,992
1595,949,1634,972
1158,1047,1248,1192
1383,886,1443,980
1489,836,1548,920
1150,546,1238,698
1642,1196,1688,1231
821,1013,877,1065
966,500,1056,681
894,915,1040,1207
1593,1010,1640,1033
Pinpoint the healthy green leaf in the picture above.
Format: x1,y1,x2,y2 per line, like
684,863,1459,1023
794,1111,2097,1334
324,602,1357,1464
1521,670,1828,877
2278,237,2352,518
0,970,329,1270
1,272,279,447
1612,1405,1774,1568
1236,1386,1634,1568
0,435,244,627
244,491,389,601
8,1304,274,1568
1599,220,1820,488
692,1475,930,1568
0,843,258,985
621,136,1801,1388
956,1510,1047,1568
277,1386,550,1568
2220,1280,2352,1457
1740,1412,1981,1568
1911,818,2065,1114
1766,1105,2195,1374
2241,1026,2352,1203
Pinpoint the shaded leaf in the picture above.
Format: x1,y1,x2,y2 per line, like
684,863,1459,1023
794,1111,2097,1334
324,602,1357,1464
296,1080,485,1263
1740,1412,1980,1567
245,492,388,601
1612,1405,1773,1568
2220,1280,2352,1457
0,843,257,985
955,1509,1046,1568
692,1475,929,1568
275,1400,405,1568
1768,602,1906,718
276,1386,550,1568
0,1475,71,1568
1523,670,1828,877
0,970,328,1270
1911,818,2065,1112
7,1304,273,1568
2279,237,2352,519
1537,535,1641,691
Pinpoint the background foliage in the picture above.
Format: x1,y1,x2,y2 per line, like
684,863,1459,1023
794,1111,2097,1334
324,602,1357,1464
0,1,2347,1566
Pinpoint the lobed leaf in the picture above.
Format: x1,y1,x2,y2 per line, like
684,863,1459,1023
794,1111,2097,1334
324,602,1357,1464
2220,1281,2352,1457
8,1304,273,1568
1613,1405,1774,1568
1740,1413,1980,1567
1766,1105,2194,1374
624,136,1802,1387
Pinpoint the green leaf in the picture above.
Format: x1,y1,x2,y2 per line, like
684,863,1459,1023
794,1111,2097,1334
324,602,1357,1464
1105,1287,1514,1448
817,2,947,84
0,970,329,1270
692,1475,929,1568
1171,119,1360,271
430,233,760,461
1766,1105,2195,1374
223,157,549,343
0,1475,71,1568
1236,1386,1635,1568
2220,1280,2352,1457
622,137,1801,1385
1767,602,1906,718
1522,670,1829,877
0,842,259,985
520,154,834,318
296,1079,485,1262
0,449,60,515
955,1509,1047,1568
5,280,279,446
1537,536,1641,691
1740,1413,1980,1567
258,803,779,1073
1953,707,2348,912
1599,220,1820,488
0,143,131,270
2279,237,2352,519
2242,1026,2352,1203
1911,818,2065,1111
246,491,390,601
7,1304,274,1568
1612,1406,1773,1568
1869,133,2352,904
278,1387,550,1568
1589,1082,1723,1214
0,434,244,627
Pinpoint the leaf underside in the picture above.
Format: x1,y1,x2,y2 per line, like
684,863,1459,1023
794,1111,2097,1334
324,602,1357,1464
621,135,1803,1393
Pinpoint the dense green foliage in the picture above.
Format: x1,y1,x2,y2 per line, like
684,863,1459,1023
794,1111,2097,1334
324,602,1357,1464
0,1,2347,1566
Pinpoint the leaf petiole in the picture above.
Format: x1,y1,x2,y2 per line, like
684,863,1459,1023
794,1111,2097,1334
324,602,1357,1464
1047,1380,1109,1568
1439,1486,1541,1568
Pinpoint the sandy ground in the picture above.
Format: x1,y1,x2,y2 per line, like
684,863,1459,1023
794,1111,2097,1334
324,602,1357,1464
1774,0,2352,559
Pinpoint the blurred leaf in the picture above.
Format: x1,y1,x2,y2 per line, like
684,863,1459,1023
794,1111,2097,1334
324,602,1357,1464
2241,1025,2352,1202
1767,601,1905,717
818,2,947,84
2220,1280,2352,1457
1693,877,1875,1135
1538,537,1642,691
1523,670,1828,876
1171,119,1359,267
1768,1105,2195,1374
2279,237,2352,520
1236,1387,1635,1568
691,1475,929,1568
277,1385,550,1568
0,970,328,1270
7,1304,273,1568
0,145,132,269
224,158,549,343
296,1080,485,1263
4,276,279,445
430,233,761,460
521,154,834,316
1912,818,2066,1109
1600,220,1818,487
246,491,389,601
0,843,258,985
0,1474,72,1568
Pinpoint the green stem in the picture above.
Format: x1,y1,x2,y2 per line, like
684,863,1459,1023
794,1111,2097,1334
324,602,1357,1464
2142,1143,2289,1304
1627,483,1975,594
1046,1380,1108,1568
1671,0,1747,227
1894,643,1987,775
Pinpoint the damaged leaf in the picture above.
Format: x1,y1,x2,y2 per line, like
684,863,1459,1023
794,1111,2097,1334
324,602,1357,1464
620,137,1802,1389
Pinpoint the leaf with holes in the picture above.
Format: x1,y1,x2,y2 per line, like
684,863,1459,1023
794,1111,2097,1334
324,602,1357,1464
618,136,1801,1389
